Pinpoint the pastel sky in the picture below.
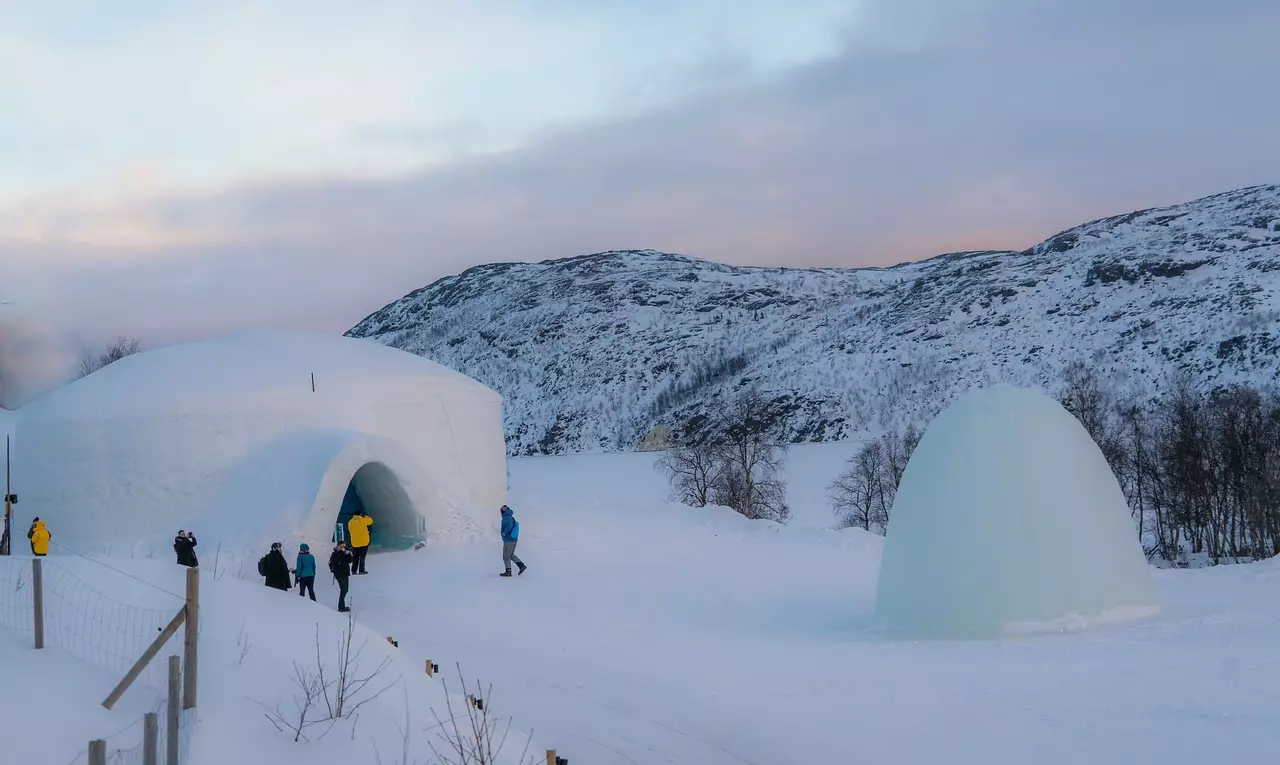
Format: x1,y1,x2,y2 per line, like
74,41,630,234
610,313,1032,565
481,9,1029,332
1,0,1278,353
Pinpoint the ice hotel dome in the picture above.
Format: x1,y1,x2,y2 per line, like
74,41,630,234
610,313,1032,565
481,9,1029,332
12,330,507,550
875,383,1158,639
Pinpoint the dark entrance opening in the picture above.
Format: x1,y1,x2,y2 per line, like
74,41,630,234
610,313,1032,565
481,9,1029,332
332,462,423,551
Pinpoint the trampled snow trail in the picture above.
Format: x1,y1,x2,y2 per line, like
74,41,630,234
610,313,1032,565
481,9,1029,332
320,450,1280,764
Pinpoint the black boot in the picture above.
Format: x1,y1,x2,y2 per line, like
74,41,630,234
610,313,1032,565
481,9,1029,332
517,562,527,575
500,570,512,577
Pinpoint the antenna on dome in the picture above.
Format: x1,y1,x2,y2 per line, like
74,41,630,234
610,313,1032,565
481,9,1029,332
311,372,315,393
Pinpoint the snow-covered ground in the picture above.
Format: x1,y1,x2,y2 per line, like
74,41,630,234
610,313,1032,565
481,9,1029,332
4,443,1279,763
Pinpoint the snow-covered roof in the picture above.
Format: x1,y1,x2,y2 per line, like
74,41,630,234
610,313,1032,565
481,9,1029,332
23,329,498,419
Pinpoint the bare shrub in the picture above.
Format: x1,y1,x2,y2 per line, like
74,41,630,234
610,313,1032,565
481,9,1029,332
317,609,399,721
427,664,537,765
710,390,790,523
260,662,332,742
830,440,889,531
236,622,252,666
829,424,922,533
258,611,400,743
75,335,142,380
655,441,724,507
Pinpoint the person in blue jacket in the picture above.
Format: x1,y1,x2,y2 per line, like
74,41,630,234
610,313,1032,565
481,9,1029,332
499,505,527,577
293,542,317,601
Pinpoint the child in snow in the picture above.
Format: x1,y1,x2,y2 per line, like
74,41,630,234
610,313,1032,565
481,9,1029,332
293,543,317,601
329,540,354,612
499,505,526,577
347,509,373,575
258,542,291,591
173,530,198,568
29,518,50,557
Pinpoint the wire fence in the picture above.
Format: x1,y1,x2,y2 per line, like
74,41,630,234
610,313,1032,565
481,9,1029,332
0,554,197,764
57,706,198,765
0,556,184,689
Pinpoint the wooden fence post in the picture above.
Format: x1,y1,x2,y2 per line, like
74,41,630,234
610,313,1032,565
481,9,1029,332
102,608,186,709
425,659,433,677
143,712,158,765
32,558,44,650
182,566,199,710
167,655,180,765
545,750,556,765
87,739,106,765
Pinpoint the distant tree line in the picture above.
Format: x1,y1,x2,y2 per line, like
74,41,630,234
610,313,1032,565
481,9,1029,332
824,360,1280,566
656,390,790,524
1059,361,1280,565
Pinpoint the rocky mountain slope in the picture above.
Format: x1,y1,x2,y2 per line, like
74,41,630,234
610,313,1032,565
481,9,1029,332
348,184,1280,455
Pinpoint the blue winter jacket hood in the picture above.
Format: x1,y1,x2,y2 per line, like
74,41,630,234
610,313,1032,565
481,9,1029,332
500,507,519,542
295,551,317,578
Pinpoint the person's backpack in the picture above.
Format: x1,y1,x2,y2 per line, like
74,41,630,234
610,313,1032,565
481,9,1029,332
257,555,268,577
510,518,519,540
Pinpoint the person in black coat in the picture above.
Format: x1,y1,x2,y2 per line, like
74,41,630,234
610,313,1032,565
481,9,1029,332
259,542,292,591
174,530,199,567
328,540,354,612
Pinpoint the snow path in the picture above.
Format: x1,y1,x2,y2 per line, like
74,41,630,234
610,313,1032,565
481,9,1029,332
303,450,1280,764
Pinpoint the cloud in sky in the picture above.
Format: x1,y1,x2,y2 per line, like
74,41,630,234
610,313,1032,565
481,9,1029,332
0,0,853,199
1,0,1278,355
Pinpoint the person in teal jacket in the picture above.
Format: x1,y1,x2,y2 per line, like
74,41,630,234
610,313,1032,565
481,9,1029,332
293,543,317,601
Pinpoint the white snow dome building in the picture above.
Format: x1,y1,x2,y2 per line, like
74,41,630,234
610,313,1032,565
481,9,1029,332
12,330,507,551
875,383,1157,639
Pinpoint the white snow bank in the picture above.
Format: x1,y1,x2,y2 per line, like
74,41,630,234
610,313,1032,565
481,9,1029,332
876,383,1158,638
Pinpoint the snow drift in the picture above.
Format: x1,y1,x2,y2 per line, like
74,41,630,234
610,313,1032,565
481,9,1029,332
875,383,1158,638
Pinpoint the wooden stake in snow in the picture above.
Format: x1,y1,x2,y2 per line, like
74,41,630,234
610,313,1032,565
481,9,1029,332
182,566,199,710
103,608,185,709
143,712,158,765
87,739,106,765
32,558,43,649
167,656,180,765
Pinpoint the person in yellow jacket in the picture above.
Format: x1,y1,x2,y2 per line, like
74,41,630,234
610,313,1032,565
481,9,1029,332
29,518,51,557
347,509,373,575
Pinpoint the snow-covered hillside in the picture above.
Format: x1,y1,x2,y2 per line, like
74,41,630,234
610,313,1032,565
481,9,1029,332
348,184,1280,455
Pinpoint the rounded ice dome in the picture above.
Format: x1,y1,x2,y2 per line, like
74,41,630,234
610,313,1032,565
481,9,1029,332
12,330,507,549
875,383,1158,639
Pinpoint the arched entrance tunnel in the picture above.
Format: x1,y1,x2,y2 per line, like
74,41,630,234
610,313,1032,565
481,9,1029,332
333,462,424,551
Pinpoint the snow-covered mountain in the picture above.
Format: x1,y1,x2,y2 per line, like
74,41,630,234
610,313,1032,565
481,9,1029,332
347,184,1280,455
